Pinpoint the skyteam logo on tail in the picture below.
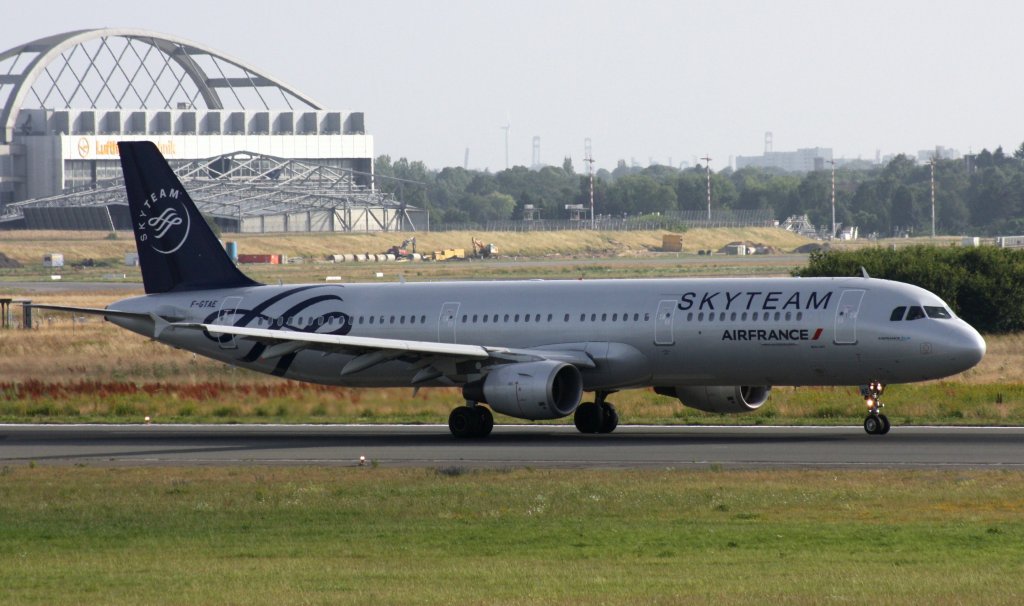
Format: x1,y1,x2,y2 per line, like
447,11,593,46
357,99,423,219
135,188,190,255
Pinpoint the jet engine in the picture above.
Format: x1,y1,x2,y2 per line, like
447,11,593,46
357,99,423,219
655,385,771,414
463,361,583,420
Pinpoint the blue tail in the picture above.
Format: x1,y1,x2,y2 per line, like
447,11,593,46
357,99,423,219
118,141,259,294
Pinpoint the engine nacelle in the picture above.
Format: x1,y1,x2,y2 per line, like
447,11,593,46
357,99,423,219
656,385,771,414
463,361,583,420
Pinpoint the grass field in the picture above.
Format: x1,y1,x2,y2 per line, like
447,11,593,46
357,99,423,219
0,466,1021,605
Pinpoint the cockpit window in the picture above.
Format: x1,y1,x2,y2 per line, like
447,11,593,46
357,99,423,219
905,306,926,321
890,306,906,321
925,306,953,319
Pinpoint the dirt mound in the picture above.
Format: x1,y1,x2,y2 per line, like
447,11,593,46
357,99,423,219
716,241,780,255
0,252,22,268
794,243,829,254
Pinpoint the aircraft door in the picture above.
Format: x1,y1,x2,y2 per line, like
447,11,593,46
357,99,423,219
216,296,243,349
439,301,460,343
834,289,865,345
654,299,676,345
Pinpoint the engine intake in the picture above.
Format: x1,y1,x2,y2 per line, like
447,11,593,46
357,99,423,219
656,385,771,414
463,361,583,420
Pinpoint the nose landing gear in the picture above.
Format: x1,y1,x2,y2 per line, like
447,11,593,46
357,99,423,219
862,382,890,435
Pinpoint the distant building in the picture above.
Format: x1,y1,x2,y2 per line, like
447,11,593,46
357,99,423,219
735,147,833,172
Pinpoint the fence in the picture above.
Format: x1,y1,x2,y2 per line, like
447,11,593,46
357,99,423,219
430,210,777,232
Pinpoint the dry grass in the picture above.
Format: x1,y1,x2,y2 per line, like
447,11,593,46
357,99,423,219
0,228,813,265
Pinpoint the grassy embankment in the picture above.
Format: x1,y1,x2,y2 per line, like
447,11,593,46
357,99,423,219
0,466,1022,605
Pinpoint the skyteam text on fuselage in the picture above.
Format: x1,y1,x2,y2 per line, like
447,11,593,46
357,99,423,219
34,141,987,438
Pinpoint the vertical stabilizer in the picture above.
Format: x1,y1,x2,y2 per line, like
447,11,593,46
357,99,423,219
118,141,260,294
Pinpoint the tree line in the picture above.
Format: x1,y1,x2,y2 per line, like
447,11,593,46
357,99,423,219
796,246,1024,333
375,141,1024,235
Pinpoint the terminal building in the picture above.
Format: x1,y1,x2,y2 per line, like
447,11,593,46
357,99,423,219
0,29,420,232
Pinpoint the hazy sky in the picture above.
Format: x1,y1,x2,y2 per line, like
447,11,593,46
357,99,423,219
4,0,1024,171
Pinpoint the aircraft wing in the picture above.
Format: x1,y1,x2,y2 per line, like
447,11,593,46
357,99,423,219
174,322,595,379
28,304,154,321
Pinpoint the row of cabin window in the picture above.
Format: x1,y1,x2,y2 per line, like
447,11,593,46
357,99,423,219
461,312,653,324
685,310,804,323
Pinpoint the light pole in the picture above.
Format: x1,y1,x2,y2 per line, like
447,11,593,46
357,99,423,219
827,159,836,239
700,155,712,221
930,157,937,239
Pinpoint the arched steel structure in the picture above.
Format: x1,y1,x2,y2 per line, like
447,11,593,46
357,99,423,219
0,28,324,144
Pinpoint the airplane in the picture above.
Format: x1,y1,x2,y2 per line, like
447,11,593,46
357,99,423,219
33,141,987,438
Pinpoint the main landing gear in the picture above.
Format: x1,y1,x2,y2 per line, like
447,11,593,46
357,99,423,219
573,392,619,434
448,404,494,438
862,381,891,435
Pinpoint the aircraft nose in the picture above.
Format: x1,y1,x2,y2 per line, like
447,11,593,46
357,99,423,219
953,325,986,370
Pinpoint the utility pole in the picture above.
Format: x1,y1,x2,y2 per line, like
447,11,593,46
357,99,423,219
930,157,937,239
501,120,511,170
700,155,712,221
827,159,837,239
585,139,595,230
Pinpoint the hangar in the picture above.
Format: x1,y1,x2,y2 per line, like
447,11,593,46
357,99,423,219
0,28,421,232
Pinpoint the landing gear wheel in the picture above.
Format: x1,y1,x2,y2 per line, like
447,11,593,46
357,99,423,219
476,406,494,437
599,403,619,434
449,406,481,438
864,415,882,435
861,381,890,436
573,402,604,434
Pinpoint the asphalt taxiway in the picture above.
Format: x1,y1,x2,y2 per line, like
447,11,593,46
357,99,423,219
0,424,1021,469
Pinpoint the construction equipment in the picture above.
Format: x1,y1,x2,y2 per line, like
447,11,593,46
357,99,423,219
385,237,417,259
471,237,497,258
432,248,466,261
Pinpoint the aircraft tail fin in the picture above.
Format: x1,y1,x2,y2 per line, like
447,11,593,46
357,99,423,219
118,141,260,294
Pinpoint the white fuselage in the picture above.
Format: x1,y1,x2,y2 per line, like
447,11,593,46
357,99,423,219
107,275,986,391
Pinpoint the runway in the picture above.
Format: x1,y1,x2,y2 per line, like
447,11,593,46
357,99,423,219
1,424,1021,469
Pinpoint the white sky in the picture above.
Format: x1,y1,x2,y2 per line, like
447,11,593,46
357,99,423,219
4,0,1024,171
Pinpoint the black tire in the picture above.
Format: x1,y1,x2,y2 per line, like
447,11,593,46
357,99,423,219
573,402,604,434
863,415,881,435
599,403,619,434
476,406,494,437
449,406,480,438
879,414,891,435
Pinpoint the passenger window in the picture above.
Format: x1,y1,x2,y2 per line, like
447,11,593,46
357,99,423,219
925,306,953,319
547,314,553,322
580,314,585,322
369,316,375,325
890,306,906,321
741,312,747,321
796,312,803,321
421,316,426,323
730,312,736,321
906,306,926,321
536,314,541,322
774,312,781,321
409,316,415,324
719,312,726,321
564,314,570,322
644,313,650,321
400,316,405,324
482,315,488,323
472,314,478,323
697,312,704,321
633,313,639,321
752,312,759,321
524,314,530,323
462,315,467,323
687,313,693,321
515,314,520,322
785,312,791,321
612,313,618,321
591,313,597,321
